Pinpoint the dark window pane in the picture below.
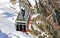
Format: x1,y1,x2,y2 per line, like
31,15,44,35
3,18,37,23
21,9,25,17
20,25,22,31
16,24,19,30
24,25,26,31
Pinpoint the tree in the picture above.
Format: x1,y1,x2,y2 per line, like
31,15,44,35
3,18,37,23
10,0,60,38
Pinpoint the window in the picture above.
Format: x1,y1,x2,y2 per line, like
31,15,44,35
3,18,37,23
20,25,22,31
23,25,26,31
16,24,19,30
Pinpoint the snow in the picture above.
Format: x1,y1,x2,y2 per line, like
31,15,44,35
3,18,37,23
32,13,40,19
0,8,34,38
0,0,10,3
0,9,5,14
13,3,20,12
28,0,35,6
36,20,44,24
0,2,34,38
0,31,8,38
